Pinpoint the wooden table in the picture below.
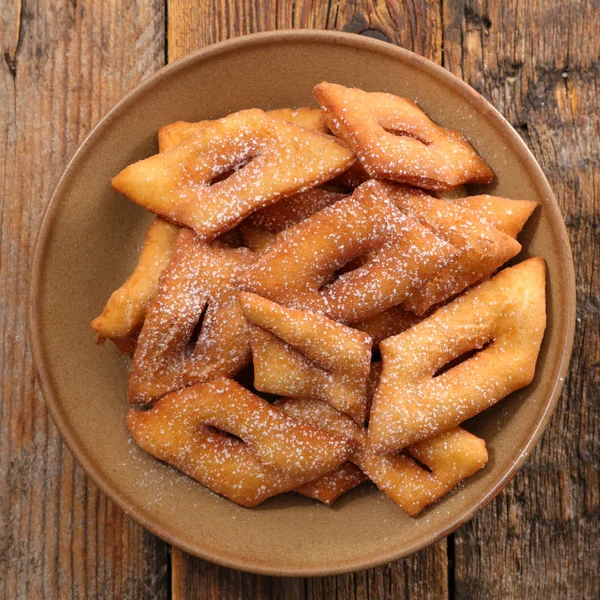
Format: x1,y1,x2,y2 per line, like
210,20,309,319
1,1,598,598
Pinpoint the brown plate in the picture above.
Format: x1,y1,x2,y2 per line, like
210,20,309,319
29,30,575,576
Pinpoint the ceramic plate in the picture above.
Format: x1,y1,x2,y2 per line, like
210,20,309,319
30,30,575,576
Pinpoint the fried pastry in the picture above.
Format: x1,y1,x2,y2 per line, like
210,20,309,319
381,183,522,315
248,188,345,231
127,378,353,507
158,107,327,152
359,427,488,516
238,223,277,254
329,161,371,188
113,109,354,240
91,217,180,354
369,258,546,454
266,107,328,132
354,306,422,348
356,187,537,340
240,188,345,253
98,83,549,515
452,194,538,238
276,397,488,516
435,185,468,200
128,228,255,404
288,361,378,504
294,361,381,506
239,292,372,425
314,82,493,190
240,180,458,323
366,360,383,417
91,220,243,356
158,118,211,153
295,462,367,505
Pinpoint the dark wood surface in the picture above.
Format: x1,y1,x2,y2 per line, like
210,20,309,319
1,1,597,598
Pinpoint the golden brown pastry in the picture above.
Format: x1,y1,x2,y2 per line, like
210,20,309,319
113,109,354,240
240,188,345,254
128,229,255,404
277,396,488,516
128,378,354,507
314,82,493,190
240,180,458,323
239,292,372,425
381,182,522,315
369,258,547,454
158,107,328,152
91,217,180,354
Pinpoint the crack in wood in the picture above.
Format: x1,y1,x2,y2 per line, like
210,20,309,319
4,53,17,78
3,0,23,78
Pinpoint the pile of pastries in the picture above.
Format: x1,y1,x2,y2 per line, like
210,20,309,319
92,82,546,515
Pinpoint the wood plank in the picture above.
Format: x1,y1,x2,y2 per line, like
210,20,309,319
442,1,599,597
0,2,169,598
172,543,448,600
168,0,442,62
168,1,447,597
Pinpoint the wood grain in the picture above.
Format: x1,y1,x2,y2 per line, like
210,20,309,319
167,1,449,598
443,0,599,597
3,0,598,598
168,0,442,62
0,1,169,598
171,543,448,600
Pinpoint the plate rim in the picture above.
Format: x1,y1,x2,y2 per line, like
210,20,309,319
28,29,576,577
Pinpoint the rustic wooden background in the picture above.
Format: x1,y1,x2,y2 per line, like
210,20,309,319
1,1,598,598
